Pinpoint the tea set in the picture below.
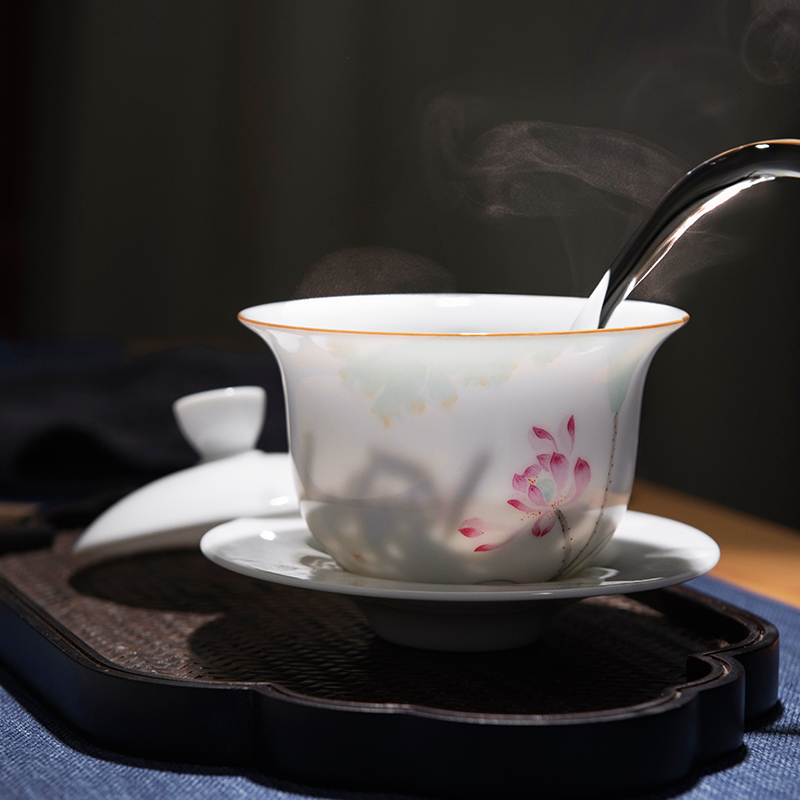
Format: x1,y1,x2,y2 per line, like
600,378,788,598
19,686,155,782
73,139,800,650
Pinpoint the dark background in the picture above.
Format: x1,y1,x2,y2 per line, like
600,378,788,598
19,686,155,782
3,1,799,527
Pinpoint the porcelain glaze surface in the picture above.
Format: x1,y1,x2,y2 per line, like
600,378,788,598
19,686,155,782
174,386,266,461
72,452,298,560
72,387,298,561
240,294,688,585
200,511,719,600
200,510,718,650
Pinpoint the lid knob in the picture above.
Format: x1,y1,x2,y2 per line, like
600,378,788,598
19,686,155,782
173,386,265,461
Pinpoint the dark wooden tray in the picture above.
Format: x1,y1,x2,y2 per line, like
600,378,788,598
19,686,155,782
0,531,779,799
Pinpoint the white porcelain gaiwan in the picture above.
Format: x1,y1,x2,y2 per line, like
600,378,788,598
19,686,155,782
239,294,688,585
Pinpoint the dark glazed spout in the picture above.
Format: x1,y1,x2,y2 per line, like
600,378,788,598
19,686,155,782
596,139,800,328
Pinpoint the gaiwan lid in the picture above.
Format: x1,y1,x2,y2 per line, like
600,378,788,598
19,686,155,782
72,386,298,562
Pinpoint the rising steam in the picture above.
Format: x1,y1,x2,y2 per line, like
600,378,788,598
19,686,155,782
421,92,687,220
294,247,456,298
742,0,800,85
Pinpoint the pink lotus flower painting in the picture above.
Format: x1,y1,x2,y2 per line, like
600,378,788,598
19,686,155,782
459,414,591,552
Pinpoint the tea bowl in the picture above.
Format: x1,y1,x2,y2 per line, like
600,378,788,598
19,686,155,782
239,293,687,585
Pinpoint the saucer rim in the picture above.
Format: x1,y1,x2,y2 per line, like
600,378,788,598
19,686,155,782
200,511,720,603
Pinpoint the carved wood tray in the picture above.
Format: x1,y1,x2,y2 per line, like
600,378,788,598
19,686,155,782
0,530,779,799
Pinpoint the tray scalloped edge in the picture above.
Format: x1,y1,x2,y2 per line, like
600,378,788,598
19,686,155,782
0,573,780,800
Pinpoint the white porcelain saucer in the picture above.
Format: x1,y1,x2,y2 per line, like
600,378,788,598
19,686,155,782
200,511,720,652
